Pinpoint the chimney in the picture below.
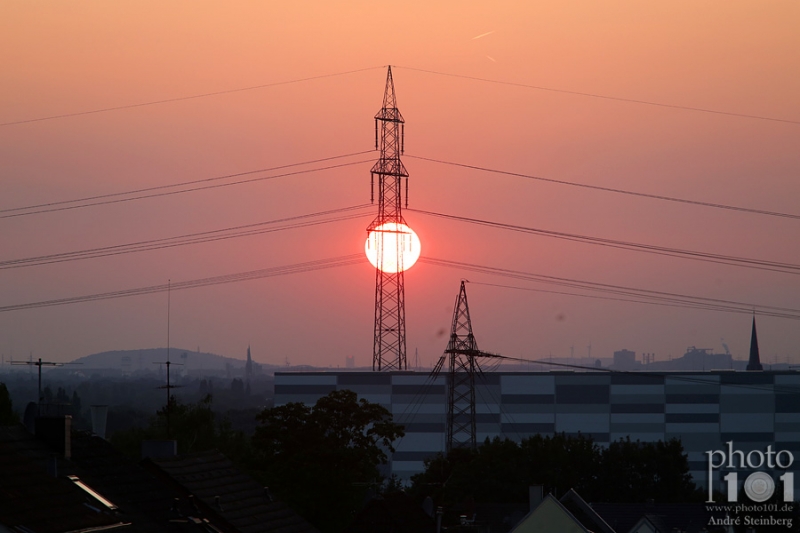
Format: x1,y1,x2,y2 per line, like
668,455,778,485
35,415,71,459
529,485,543,512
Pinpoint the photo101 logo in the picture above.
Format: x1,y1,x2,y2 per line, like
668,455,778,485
706,441,795,503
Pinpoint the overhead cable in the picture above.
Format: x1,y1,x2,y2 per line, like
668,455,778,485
406,155,800,221
0,254,366,313
1,156,374,220
4,252,795,321
476,352,800,395
409,208,800,275
0,204,374,270
394,65,800,126
420,257,800,320
1,66,385,127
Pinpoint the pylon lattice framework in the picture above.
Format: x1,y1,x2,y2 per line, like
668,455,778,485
434,280,483,452
369,66,409,372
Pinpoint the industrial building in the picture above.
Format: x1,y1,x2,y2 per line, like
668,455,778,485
275,369,800,490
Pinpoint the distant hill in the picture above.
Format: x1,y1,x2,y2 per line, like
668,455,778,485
70,348,276,371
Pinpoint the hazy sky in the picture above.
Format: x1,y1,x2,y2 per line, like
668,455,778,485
1,1,799,367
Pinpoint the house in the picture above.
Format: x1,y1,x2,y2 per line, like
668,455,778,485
509,494,593,533
507,489,723,533
591,502,726,533
0,422,131,533
1,415,315,533
144,450,318,533
344,491,435,533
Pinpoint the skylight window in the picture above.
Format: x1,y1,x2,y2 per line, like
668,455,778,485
67,475,118,511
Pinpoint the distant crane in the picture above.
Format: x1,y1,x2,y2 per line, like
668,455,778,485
721,338,731,356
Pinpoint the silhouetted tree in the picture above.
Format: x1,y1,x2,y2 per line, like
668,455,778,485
593,437,700,503
253,389,405,533
56,387,69,403
110,394,250,462
71,391,82,419
408,439,524,507
523,432,601,498
0,383,19,425
409,433,700,507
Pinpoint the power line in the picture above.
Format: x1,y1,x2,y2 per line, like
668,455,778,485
468,280,748,313
480,352,800,396
409,208,800,276
419,257,800,320
394,65,800,126
469,279,800,322
406,154,800,221
8,64,796,129
0,66,386,127
0,254,367,313
0,156,374,220
0,150,373,215
3,250,798,329
0,204,373,270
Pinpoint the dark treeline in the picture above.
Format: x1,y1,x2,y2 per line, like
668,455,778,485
408,433,704,506
0,371,273,436
4,382,707,533
111,389,404,533
110,394,254,464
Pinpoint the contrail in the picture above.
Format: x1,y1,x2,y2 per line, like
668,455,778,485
472,30,494,40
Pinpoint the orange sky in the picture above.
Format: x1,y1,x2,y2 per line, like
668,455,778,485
1,1,799,367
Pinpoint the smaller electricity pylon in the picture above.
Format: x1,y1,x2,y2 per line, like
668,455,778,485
432,281,500,452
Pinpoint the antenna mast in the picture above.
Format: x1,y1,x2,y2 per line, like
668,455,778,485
154,279,182,438
11,358,81,414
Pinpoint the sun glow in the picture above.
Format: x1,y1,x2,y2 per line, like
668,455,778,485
365,222,421,273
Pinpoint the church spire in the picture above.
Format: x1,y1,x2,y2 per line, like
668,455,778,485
245,345,253,381
746,316,763,371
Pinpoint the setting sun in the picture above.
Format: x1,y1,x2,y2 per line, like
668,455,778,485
364,222,421,273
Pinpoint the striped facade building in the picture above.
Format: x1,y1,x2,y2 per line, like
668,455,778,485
274,370,800,489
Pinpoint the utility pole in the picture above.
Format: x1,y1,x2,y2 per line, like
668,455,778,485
369,66,410,371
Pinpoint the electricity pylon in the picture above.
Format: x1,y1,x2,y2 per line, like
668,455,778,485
369,66,409,371
432,281,500,452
